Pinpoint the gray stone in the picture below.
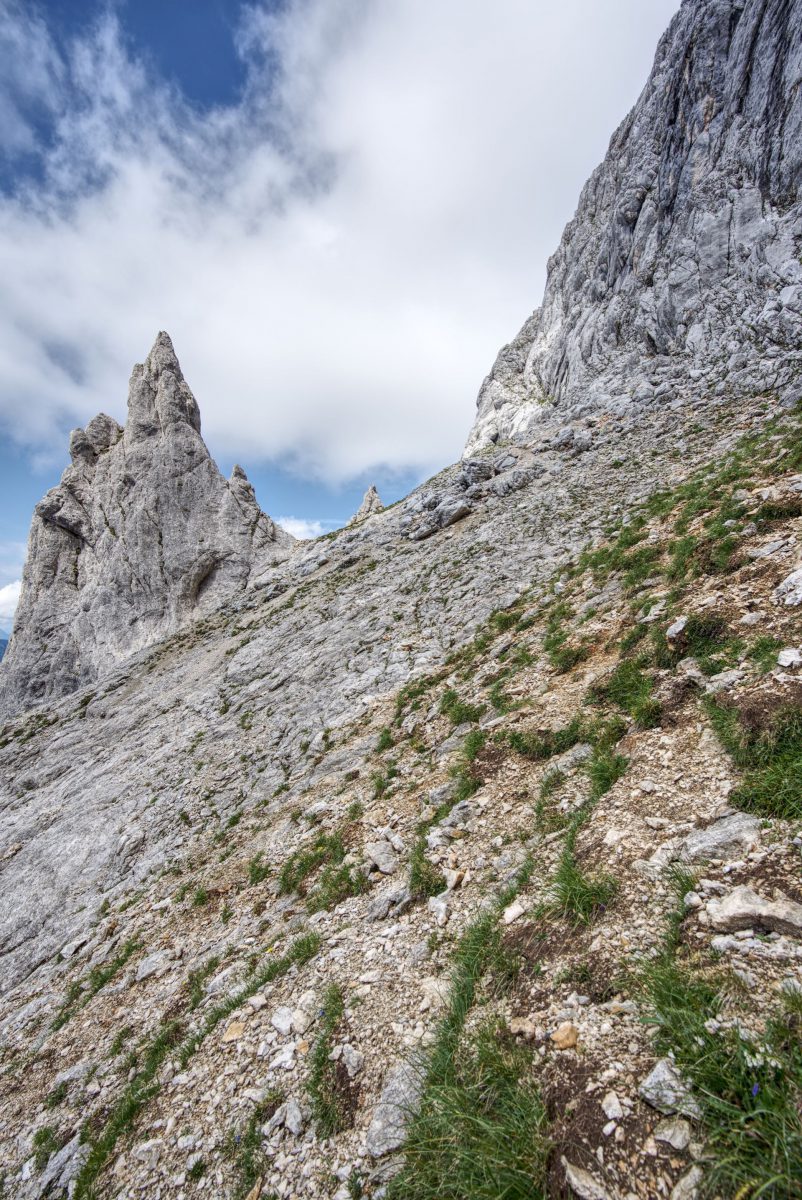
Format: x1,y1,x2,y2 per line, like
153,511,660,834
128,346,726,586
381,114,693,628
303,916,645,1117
708,885,802,938
270,1006,295,1036
560,1158,613,1200
639,1058,701,1118
364,841,398,875
654,1116,692,1151
365,1062,421,1157
348,485,384,526
284,1097,305,1135
775,566,802,607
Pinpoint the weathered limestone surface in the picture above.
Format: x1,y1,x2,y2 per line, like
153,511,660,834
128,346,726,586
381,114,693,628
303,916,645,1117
348,485,384,526
465,0,802,454
0,334,293,718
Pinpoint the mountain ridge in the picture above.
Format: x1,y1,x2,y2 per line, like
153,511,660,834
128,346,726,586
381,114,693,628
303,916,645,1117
1,0,801,1196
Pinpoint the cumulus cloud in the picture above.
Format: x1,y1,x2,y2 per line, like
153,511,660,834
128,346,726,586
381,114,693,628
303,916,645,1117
0,580,21,627
0,0,679,482
276,515,334,540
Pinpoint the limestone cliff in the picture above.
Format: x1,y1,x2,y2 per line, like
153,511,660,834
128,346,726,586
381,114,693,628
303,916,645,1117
465,0,802,453
0,333,293,718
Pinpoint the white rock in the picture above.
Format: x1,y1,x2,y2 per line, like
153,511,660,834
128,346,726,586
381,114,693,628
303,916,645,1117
600,1091,624,1121
270,1006,295,1036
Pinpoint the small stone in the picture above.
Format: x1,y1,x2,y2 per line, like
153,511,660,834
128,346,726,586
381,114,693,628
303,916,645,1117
133,1138,164,1168
560,1157,613,1200
775,566,802,607
666,616,687,639
365,1063,421,1157
778,647,802,668
292,1008,314,1034
707,884,802,938
639,1058,701,1118
551,1022,579,1050
284,1098,304,1135
270,1006,295,1036
600,1091,623,1120
428,894,450,926
502,900,526,924
509,1017,537,1040
653,1116,692,1151
364,840,398,875
342,1044,365,1079
222,1021,246,1043
670,1165,704,1200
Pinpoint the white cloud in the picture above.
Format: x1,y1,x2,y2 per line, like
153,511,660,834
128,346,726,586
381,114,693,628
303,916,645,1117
0,0,680,483
276,516,332,540
0,579,21,627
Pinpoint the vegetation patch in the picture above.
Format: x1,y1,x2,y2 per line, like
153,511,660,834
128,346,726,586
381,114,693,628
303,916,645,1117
387,863,549,1200
589,658,661,728
440,688,486,726
706,695,802,819
224,1091,283,1200
640,871,802,1198
51,938,140,1032
307,984,358,1136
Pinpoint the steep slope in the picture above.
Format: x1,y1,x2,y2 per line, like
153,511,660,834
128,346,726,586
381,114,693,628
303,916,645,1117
0,333,293,719
466,0,802,454
1,399,801,1200
1,0,802,1196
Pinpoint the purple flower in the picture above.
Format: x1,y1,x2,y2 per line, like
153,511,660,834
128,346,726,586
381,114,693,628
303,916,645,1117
751,1083,760,1097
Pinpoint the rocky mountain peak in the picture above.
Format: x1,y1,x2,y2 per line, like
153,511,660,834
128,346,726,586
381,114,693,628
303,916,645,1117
127,330,201,441
465,0,802,454
348,484,384,525
0,334,294,719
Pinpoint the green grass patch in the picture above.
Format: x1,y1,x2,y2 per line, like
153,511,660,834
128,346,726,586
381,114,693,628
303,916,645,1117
590,659,661,728
507,715,583,761
186,956,220,1011
549,849,617,925
307,983,351,1136
706,698,802,818
306,861,369,913
247,853,270,885
224,1091,283,1200
747,635,783,675
279,830,346,894
409,838,447,900
386,861,548,1200
640,868,802,1198
440,689,486,726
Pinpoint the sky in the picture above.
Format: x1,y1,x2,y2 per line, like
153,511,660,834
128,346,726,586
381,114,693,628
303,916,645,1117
0,0,680,628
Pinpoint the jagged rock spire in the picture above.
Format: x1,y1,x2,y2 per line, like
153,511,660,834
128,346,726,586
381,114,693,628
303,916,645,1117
348,484,384,526
0,333,294,718
465,0,802,454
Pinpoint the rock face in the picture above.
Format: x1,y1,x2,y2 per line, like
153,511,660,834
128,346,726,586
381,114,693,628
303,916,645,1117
465,0,802,454
0,333,293,718
348,485,384,525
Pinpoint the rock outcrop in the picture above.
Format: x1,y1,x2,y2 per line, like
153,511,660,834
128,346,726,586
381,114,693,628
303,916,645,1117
347,485,384,525
0,333,293,718
465,0,802,454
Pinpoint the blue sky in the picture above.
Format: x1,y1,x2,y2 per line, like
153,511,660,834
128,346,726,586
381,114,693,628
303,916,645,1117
0,0,680,624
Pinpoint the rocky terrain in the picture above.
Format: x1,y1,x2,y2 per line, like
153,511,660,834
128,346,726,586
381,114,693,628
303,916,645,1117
466,0,802,454
0,0,801,1197
0,333,293,720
